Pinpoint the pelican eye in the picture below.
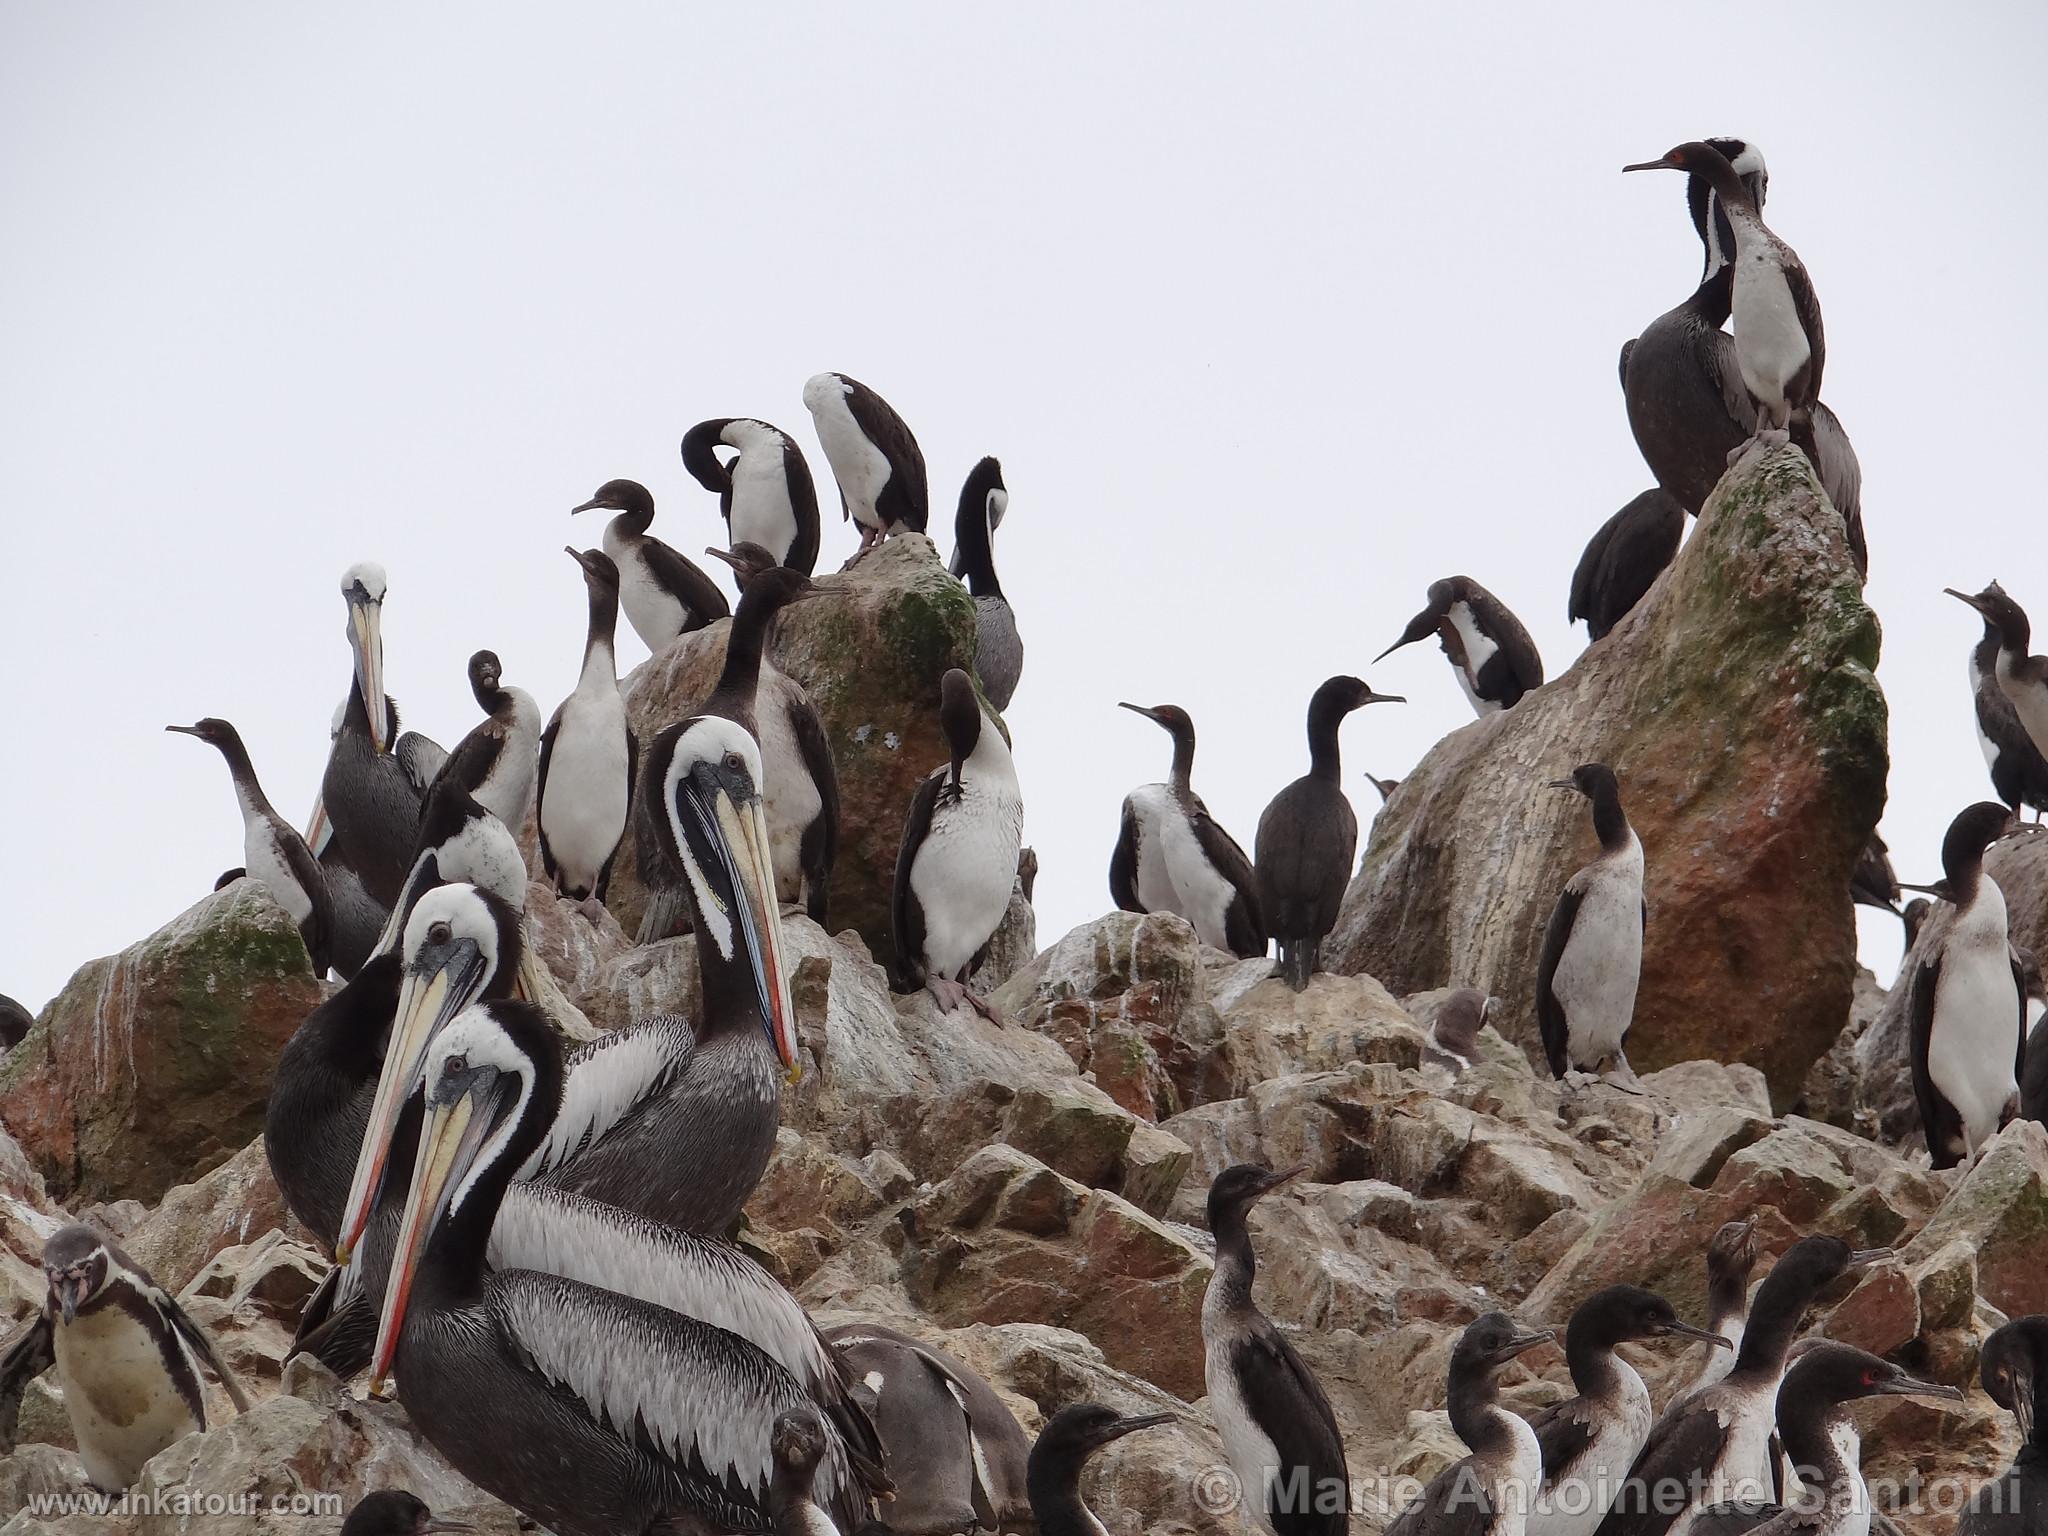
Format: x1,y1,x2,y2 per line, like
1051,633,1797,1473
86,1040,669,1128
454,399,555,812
724,752,745,774
428,922,453,946
442,1054,468,1079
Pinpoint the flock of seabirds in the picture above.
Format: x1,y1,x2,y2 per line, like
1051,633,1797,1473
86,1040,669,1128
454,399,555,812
6,134,2048,1536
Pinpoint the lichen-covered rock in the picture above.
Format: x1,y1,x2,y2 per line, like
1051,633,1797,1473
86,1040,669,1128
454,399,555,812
0,885,323,1204
1903,1120,2048,1320
123,1138,299,1295
1329,444,1884,1107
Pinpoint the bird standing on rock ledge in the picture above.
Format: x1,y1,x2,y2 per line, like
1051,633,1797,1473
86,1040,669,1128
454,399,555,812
1535,764,1646,1089
1377,576,1544,716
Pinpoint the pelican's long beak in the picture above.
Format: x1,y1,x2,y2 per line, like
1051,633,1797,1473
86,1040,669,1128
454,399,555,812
303,795,332,857
513,922,548,1006
368,1070,502,1393
347,597,388,754
687,773,798,1079
334,938,490,1261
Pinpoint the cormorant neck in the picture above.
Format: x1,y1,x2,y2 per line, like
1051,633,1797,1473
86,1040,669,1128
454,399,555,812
580,589,619,685
1306,701,1350,783
210,733,278,819
1166,723,1196,793
1447,1368,1507,1453
611,500,655,539
1026,1461,1101,1536
1564,1317,1625,1399
1732,1272,1819,1384
711,594,781,711
955,503,1000,598
1209,1208,1257,1311
1690,264,1734,327
1590,791,1631,854
1776,1401,1852,1501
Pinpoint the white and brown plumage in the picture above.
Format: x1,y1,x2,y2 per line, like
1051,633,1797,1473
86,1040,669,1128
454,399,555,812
432,649,542,833
1535,764,1645,1087
570,478,730,654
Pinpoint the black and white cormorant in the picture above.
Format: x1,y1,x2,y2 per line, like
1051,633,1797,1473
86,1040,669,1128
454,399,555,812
768,1406,841,1536
1201,1164,1349,1536
1377,578,1544,716
168,717,332,974
803,373,929,564
1027,1403,1174,1536
1570,491,1686,643
1536,765,1646,1087
368,999,886,1536
1111,703,1266,959
825,1322,1034,1535
1385,1311,1554,1536
952,456,1023,711
1686,1343,1959,1536
538,548,637,909
1595,1236,1887,1536
892,669,1024,1018
1955,593,2048,819
0,1225,249,1492
1527,1286,1727,1536
1255,676,1402,992
682,417,823,576
1950,586,2048,771
1959,1316,2048,1536
570,479,729,654
432,650,541,834
640,559,837,937
1850,833,1902,918
1905,801,2026,1169
1618,140,1865,573
1683,1217,1762,1398
340,1490,475,1536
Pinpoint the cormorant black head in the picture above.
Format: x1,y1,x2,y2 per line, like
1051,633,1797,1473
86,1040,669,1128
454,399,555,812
1981,1316,2048,1446
681,418,741,494
341,1489,475,1536
570,478,655,522
1206,1162,1303,1229
1309,674,1404,720
705,540,781,590
1736,1235,1888,1375
1706,1216,1762,1305
1924,800,2023,893
958,456,1006,527
1548,763,1629,849
1028,1402,1173,1490
730,563,816,623
951,456,1007,595
1623,141,1759,218
1118,701,1196,784
0,994,31,1049
1901,897,1932,951
164,717,242,752
1375,578,1473,663
1569,1284,1726,1353
1430,989,1492,1059
41,1225,114,1326
770,1404,828,1482
1782,1340,1961,1412
1454,1311,1554,1375
938,669,985,777
466,650,503,709
1947,582,2033,656
1683,137,1768,278
565,545,621,598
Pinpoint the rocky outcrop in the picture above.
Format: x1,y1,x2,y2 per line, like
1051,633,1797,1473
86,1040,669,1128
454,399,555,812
1330,444,1885,1107
0,885,322,1204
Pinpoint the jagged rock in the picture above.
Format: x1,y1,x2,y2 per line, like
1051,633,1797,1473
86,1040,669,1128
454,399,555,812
1822,1259,1919,1356
1229,973,1428,1077
1329,445,1884,1107
0,1445,89,1524
1903,1120,2048,1320
1799,964,1894,1136
1991,831,2048,971
0,884,323,1204
123,1138,299,1296
601,532,990,962
1851,914,1950,1150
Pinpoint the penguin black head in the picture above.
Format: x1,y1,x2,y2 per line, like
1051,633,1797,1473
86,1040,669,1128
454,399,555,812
1782,1340,1961,1412
340,1489,475,1536
1982,1317,2048,1446
1570,1285,1726,1354
705,541,782,590
466,650,503,708
41,1225,114,1326
570,478,655,522
1206,1162,1303,1230
1029,1402,1174,1476
1455,1311,1554,1375
1947,582,2033,655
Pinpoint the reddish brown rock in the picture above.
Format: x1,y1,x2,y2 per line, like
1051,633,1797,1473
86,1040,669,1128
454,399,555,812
0,884,322,1204
1329,445,1883,1108
1903,1120,2048,1321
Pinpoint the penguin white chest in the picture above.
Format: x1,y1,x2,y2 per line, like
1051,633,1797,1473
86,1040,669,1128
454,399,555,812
1928,884,2021,1152
604,524,687,653
1128,786,1236,951
1446,602,1501,716
1730,255,1809,410
540,687,630,893
54,1305,200,1491
1550,837,1644,1066
910,769,1023,979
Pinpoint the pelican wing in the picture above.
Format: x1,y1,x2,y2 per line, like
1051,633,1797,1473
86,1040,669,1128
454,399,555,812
514,1016,696,1181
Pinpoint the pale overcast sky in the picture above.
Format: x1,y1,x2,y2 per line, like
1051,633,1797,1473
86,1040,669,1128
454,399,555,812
4,4,2044,1013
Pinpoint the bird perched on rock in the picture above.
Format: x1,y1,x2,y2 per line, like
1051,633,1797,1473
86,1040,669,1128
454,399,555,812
1536,764,1646,1088
538,548,637,911
431,649,542,834
1377,577,1544,716
1201,1164,1349,1536
681,416,822,576
1950,585,2048,773
0,1225,250,1492
1256,675,1403,991
1570,491,1685,643
168,716,332,974
1026,1403,1174,1536
1385,1311,1553,1536
1111,702,1265,958
340,1490,475,1536
1953,589,2048,820
892,669,1023,1018
1905,801,2027,1169
1422,988,1493,1075
952,456,1023,710
1959,1315,2048,1536
570,479,729,654
804,372,929,564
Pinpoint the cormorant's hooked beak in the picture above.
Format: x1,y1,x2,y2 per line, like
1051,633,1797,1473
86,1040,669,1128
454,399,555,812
681,770,799,1080
1256,1164,1307,1199
1373,612,1438,664
1899,881,1954,902
1546,778,1583,794
346,595,388,754
419,1520,477,1535
1092,1411,1176,1448
568,495,611,517
1622,154,1680,174
1945,587,1991,616
1116,702,1164,724
334,936,492,1262
1494,1328,1555,1363
1847,1246,1894,1269
369,1067,510,1394
1657,1319,1733,1348
1871,1372,1965,1403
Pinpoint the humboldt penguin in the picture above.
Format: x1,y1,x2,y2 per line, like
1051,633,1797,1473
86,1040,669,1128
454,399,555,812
1950,586,2048,768
0,1226,250,1492
1623,143,1824,449
538,548,637,908
1960,1315,2048,1536
1385,1311,1554,1536
1528,1286,1727,1536
1422,989,1492,1075
1027,1404,1175,1536
1683,1217,1761,1397
1570,491,1686,642
952,456,1023,710
642,555,836,933
1255,676,1403,991
570,479,729,654
803,372,929,563
1536,765,1646,1087
1111,702,1265,958
1201,1164,1349,1536
1686,1344,1959,1536
682,416,822,575
1958,597,2048,818
433,650,542,833
1906,801,2027,1169
168,717,332,973
825,1322,1034,1535
892,669,1023,1018
1595,1236,1888,1536
340,1490,476,1536
1377,577,1544,716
